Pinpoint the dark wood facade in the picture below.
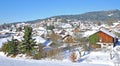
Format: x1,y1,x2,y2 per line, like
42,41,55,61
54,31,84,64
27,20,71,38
89,28,118,48
98,31,114,43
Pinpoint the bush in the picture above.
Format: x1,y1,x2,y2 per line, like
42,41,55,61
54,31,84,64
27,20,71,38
70,52,76,62
33,44,43,59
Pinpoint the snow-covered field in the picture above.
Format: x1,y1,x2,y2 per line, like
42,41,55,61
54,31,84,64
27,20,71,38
0,37,118,66
0,52,109,66
79,52,113,66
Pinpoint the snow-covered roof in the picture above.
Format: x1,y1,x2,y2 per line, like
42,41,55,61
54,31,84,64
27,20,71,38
42,39,52,46
84,30,98,37
38,27,46,31
37,31,45,36
86,28,117,38
113,22,120,27
99,28,117,38
108,13,113,16
33,36,46,44
32,36,52,46
1,30,10,33
61,24,72,28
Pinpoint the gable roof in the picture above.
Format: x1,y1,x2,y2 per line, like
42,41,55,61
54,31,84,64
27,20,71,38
99,28,117,38
33,36,52,46
62,34,72,40
88,28,118,38
84,30,98,37
42,39,52,46
33,36,46,44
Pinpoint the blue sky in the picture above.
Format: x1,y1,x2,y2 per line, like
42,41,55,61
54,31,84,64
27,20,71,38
0,0,120,24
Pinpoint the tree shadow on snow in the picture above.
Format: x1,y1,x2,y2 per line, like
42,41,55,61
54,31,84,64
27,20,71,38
77,56,88,63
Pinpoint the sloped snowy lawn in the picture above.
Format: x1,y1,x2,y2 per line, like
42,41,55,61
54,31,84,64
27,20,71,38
112,46,120,65
79,51,113,66
0,52,109,66
0,37,113,66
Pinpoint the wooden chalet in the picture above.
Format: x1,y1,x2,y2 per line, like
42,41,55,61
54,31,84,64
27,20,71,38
59,29,67,35
115,23,120,31
89,28,118,48
72,28,80,33
62,34,74,46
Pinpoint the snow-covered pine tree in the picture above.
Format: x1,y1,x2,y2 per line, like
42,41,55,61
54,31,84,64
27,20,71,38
18,26,37,56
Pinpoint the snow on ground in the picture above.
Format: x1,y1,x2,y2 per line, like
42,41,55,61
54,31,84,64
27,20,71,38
0,37,12,48
79,51,113,66
112,46,120,65
0,37,116,66
0,37,113,66
0,52,109,66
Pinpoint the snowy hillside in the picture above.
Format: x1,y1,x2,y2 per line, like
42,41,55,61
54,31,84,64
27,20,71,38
0,52,109,66
79,52,113,65
0,36,117,66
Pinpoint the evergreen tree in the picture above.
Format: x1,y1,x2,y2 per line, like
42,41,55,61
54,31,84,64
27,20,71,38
18,26,37,56
46,25,55,30
1,38,19,57
33,44,43,59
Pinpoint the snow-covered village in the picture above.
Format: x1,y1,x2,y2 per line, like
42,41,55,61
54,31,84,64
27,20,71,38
0,17,120,66
0,0,120,66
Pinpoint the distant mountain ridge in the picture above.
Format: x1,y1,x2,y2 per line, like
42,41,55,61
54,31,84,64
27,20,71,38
2,9,120,25
24,9,120,23
0,9,120,30
51,9,120,21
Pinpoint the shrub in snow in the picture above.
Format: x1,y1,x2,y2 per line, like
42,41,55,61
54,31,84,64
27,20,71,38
70,52,76,62
33,44,44,59
1,38,19,57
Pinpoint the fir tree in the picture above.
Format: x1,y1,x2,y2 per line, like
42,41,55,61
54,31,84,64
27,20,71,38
1,38,19,57
18,26,37,56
